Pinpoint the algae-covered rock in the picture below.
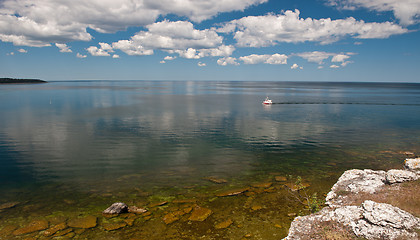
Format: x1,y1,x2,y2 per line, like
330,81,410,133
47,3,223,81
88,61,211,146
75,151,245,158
149,201,168,207
0,225,17,236
163,211,182,224
188,206,212,221
0,202,19,211
102,222,127,231
216,188,249,197
205,177,228,184
128,206,147,214
251,182,272,188
67,215,97,228
13,220,49,236
43,222,67,237
215,219,233,229
275,176,287,182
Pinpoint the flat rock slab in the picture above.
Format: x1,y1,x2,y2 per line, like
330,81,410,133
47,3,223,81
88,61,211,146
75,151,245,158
215,219,233,229
216,188,249,197
205,177,228,184
43,222,67,237
149,201,168,207
128,206,147,214
103,202,128,214
13,220,48,236
67,215,97,229
275,176,287,182
251,182,272,188
0,202,19,210
188,206,212,221
102,222,127,231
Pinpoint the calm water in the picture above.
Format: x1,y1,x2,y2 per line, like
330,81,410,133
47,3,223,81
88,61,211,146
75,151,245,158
1,81,420,239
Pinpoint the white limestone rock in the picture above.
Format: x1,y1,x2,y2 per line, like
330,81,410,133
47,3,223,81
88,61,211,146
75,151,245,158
352,200,420,240
386,169,418,184
103,202,128,214
405,158,420,170
284,201,420,240
326,169,386,207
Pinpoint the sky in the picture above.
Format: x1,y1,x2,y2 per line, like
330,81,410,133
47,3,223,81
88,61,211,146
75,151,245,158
0,0,420,82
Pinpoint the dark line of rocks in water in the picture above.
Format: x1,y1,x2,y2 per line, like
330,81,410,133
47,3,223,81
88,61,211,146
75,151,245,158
284,157,420,240
0,78,47,84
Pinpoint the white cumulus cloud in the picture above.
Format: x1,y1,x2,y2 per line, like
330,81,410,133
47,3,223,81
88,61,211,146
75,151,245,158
295,51,334,64
87,45,110,57
164,56,176,61
112,20,233,59
76,53,87,58
239,53,288,64
327,0,420,25
219,9,408,47
55,43,72,53
18,48,27,53
143,0,268,22
295,51,354,67
0,0,267,47
197,62,206,67
291,63,302,69
217,57,239,66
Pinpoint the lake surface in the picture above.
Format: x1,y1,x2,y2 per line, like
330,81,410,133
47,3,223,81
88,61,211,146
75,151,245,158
1,81,420,239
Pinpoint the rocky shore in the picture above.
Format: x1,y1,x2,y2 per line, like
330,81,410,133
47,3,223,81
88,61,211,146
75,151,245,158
284,158,420,240
0,78,46,84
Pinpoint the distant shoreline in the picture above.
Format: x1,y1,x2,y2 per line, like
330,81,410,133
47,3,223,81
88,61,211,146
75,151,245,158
0,78,47,84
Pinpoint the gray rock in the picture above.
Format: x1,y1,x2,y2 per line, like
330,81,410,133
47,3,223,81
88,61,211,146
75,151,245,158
285,201,420,240
326,169,386,207
405,158,420,170
362,200,419,230
385,169,418,184
352,200,420,240
103,202,128,214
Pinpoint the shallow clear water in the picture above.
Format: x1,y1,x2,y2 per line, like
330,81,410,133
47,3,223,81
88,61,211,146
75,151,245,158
1,81,420,239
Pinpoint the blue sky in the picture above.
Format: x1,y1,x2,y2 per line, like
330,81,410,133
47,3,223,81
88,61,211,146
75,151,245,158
1,0,419,82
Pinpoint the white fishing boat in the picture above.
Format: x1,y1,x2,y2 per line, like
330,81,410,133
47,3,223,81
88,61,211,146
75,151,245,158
262,97,272,105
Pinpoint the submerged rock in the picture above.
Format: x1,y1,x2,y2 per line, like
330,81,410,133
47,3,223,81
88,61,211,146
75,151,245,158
204,177,228,184
0,202,19,211
188,206,212,221
67,215,97,229
149,201,168,207
215,219,233,229
251,182,272,188
128,206,147,214
163,210,183,224
43,222,67,237
102,222,127,231
13,220,49,236
103,202,128,214
275,176,287,182
216,188,249,197
385,169,418,184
